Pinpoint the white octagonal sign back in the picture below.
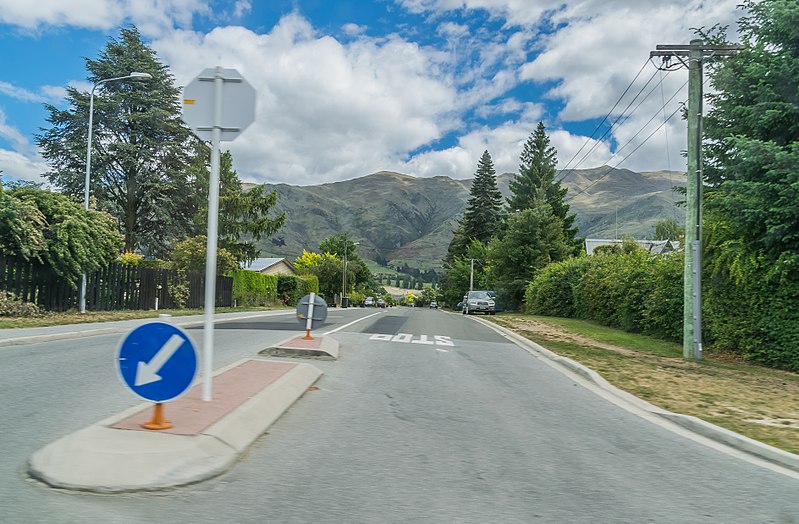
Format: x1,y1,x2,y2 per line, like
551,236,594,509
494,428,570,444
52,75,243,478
181,67,256,142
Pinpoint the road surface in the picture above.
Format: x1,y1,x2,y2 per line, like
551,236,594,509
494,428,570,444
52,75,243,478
1,307,797,523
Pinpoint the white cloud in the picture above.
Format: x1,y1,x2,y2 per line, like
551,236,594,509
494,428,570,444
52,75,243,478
396,0,741,176
342,23,367,36
153,13,458,185
0,81,46,103
232,0,251,19
0,0,208,36
0,107,32,153
0,149,48,183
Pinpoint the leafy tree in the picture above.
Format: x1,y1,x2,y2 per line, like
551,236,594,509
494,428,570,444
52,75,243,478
508,122,578,245
698,0,799,369
653,218,684,241
170,235,238,275
487,203,572,310
438,240,489,308
191,150,286,264
702,0,799,262
0,183,122,286
318,233,374,291
37,27,198,257
293,251,345,300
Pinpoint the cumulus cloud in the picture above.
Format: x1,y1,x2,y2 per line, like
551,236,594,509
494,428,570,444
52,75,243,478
0,109,47,182
0,107,32,153
0,148,48,182
342,23,367,36
0,0,208,36
0,81,46,103
0,0,747,188
153,13,458,184
398,0,741,180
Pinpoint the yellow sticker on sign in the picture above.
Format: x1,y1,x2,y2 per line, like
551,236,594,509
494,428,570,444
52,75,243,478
183,99,196,105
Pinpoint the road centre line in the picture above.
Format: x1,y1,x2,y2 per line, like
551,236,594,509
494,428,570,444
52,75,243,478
322,311,382,335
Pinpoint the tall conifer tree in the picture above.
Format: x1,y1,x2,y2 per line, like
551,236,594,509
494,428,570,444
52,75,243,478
508,122,578,245
444,150,503,263
37,27,197,257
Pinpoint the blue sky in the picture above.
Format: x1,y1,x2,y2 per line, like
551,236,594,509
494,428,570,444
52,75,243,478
0,0,743,186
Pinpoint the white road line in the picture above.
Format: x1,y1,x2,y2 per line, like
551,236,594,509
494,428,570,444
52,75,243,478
322,311,382,335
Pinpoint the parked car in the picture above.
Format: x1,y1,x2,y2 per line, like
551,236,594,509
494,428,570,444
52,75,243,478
462,290,496,315
376,298,386,308
429,301,438,309
486,290,502,312
363,296,375,307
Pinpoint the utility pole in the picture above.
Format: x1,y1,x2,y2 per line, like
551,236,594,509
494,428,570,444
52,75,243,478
650,40,742,360
469,259,475,291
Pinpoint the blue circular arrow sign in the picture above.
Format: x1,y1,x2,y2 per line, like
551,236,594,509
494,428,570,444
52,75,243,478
116,322,198,402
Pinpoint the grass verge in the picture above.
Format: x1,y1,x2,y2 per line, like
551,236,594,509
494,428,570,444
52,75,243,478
0,306,290,330
489,313,799,455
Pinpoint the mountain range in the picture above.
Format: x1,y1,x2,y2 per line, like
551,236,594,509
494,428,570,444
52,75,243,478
251,166,686,270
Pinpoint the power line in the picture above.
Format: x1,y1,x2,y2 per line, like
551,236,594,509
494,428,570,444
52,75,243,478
559,67,672,178
558,58,651,174
565,102,683,203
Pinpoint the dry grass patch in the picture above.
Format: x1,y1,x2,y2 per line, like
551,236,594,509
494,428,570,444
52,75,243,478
490,314,799,455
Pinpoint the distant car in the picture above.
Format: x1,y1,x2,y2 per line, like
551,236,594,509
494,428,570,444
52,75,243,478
462,290,496,315
429,301,438,309
363,296,375,307
376,298,386,308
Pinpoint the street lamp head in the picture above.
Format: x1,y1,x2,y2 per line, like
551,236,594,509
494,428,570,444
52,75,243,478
129,72,152,80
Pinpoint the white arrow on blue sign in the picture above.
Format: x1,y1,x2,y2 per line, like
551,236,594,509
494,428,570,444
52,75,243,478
116,322,198,402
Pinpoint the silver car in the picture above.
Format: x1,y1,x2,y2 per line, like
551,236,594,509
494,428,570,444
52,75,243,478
462,290,496,315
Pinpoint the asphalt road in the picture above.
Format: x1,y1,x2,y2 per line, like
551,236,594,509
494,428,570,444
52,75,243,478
1,306,798,523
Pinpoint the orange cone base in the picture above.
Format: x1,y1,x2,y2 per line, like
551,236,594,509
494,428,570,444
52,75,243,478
141,403,173,430
302,329,314,341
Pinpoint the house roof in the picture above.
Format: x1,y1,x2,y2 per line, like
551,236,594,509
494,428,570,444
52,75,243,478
584,239,680,255
240,257,295,272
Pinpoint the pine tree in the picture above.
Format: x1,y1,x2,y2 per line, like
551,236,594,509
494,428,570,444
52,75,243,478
37,27,197,257
508,122,578,244
444,150,504,264
191,150,286,264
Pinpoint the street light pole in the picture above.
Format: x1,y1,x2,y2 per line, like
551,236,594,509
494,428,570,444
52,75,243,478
342,240,359,308
80,72,152,313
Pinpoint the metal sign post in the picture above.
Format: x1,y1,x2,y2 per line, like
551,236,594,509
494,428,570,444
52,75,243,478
182,67,256,401
296,293,328,339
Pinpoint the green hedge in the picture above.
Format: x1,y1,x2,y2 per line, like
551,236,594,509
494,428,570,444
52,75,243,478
526,249,799,371
231,270,278,307
525,251,683,341
704,258,799,371
277,275,320,306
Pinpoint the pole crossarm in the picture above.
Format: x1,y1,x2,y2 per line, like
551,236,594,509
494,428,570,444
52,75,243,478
650,44,743,58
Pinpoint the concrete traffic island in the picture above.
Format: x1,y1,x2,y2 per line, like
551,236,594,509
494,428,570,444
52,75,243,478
28,358,322,493
260,334,340,360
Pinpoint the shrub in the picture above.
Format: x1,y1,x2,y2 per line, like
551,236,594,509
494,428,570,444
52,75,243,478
0,290,42,317
231,270,278,307
166,271,189,309
524,256,591,316
525,250,683,340
277,275,319,306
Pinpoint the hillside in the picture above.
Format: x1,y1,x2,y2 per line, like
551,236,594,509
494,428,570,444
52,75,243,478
252,167,686,270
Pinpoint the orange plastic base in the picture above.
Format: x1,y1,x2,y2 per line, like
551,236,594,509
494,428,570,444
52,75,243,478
302,329,314,341
141,402,173,430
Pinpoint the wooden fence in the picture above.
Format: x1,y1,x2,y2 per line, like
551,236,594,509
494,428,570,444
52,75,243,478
0,255,233,312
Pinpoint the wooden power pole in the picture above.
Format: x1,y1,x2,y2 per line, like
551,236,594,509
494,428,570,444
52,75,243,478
650,40,742,360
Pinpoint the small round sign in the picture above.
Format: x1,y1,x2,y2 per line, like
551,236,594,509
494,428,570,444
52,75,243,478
296,294,328,328
116,322,198,402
